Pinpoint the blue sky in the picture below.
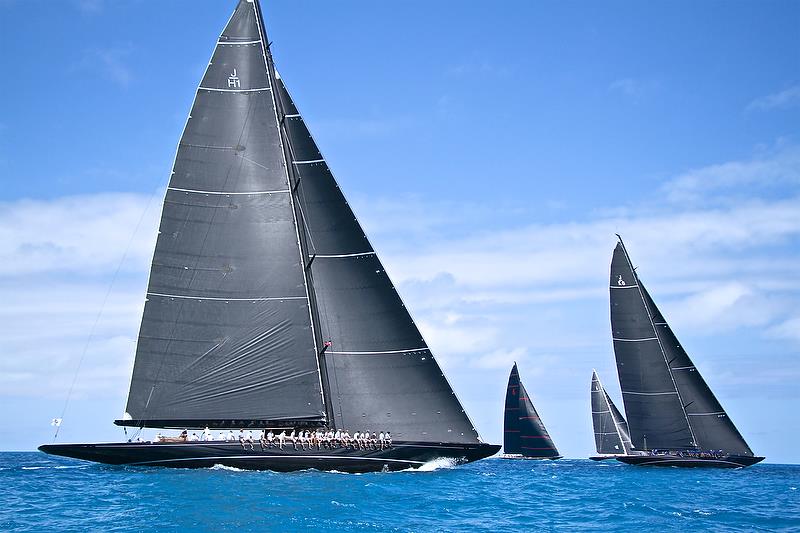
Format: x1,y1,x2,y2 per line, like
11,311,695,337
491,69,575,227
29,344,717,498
1,0,798,462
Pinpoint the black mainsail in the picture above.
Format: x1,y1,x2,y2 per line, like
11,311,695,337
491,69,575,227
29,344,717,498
590,370,633,456
503,363,560,459
39,1,500,471
609,237,760,466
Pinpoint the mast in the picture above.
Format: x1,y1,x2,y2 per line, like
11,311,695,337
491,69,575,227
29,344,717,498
250,0,332,425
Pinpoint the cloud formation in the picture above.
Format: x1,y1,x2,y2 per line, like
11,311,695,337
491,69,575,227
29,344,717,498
746,84,800,112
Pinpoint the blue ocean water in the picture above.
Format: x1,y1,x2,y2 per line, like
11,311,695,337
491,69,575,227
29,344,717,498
1,452,797,532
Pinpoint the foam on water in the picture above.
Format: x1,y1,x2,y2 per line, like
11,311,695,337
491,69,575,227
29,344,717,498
2,453,798,532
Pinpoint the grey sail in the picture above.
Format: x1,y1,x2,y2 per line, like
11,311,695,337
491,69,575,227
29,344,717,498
273,73,480,444
591,370,632,455
504,363,560,457
120,0,325,428
610,238,754,456
640,285,753,455
610,241,694,450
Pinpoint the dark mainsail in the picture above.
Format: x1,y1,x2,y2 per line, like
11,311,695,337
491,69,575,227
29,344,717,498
610,237,754,456
119,0,479,443
122,0,324,427
591,370,632,455
504,363,560,458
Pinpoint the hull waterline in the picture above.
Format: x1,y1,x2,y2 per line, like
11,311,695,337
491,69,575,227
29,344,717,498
38,441,500,473
616,454,765,469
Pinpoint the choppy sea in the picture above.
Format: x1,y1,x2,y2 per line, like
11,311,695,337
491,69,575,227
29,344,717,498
1,452,797,532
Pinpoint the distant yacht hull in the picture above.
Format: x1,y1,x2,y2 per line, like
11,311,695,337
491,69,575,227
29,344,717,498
38,441,500,473
616,454,765,469
501,453,562,460
589,455,621,461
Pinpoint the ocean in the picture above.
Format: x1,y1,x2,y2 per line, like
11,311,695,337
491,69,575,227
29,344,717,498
1,452,797,532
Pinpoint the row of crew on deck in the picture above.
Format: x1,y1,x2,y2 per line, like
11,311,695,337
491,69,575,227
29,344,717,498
156,428,393,450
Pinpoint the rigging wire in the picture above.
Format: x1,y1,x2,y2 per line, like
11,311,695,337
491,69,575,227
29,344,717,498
52,188,163,442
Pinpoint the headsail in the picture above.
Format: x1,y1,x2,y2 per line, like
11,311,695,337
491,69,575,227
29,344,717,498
640,285,753,455
504,363,560,457
121,0,325,428
610,237,754,455
273,73,480,443
591,370,633,455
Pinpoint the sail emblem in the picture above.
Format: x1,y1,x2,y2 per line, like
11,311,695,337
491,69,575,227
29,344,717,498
227,68,241,88
617,275,626,286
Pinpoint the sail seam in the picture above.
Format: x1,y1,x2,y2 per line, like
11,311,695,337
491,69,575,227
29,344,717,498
292,159,325,165
688,412,726,416
315,252,376,258
613,337,658,342
610,285,639,289
623,391,678,396
168,187,288,195
326,348,427,355
198,86,272,93
217,40,262,45
147,292,307,302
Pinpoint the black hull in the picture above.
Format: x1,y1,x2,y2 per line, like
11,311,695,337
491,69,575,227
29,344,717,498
616,454,765,469
501,453,562,460
38,441,500,473
589,455,620,461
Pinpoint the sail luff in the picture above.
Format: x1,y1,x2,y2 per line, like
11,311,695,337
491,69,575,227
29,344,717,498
250,0,328,421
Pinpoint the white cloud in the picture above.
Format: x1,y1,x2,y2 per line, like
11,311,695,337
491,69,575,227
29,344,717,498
661,144,800,204
0,192,159,276
746,84,800,112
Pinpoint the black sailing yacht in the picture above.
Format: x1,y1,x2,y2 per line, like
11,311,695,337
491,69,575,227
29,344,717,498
589,370,635,461
608,236,763,468
502,363,561,459
39,0,499,473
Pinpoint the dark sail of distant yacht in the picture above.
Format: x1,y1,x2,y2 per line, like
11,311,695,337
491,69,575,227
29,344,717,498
503,363,561,459
608,236,763,468
39,0,499,472
589,370,634,460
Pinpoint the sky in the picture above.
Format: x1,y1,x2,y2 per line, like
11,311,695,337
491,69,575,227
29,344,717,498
0,0,798,463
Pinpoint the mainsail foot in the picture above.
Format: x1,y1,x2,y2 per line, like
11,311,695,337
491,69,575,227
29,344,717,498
38,441,500,473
